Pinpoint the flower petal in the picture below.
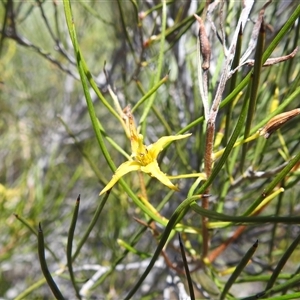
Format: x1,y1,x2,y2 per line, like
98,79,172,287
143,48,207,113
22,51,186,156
99,161,141,195
141,161,179,191
148,134,192,159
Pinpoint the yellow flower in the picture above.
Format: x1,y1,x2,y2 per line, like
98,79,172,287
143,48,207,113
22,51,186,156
100,111,191,195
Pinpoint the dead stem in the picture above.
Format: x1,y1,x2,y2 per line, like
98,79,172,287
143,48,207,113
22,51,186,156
202,121,215,258
197,0,255,261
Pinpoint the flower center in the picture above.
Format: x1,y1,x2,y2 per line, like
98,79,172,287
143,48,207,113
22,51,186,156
134,148,153,166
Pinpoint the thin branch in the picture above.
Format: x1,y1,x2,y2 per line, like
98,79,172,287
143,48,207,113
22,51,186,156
5,31,78,79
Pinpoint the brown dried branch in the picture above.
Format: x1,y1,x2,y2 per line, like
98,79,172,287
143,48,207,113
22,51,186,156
197,1,255,259
241,0,271,62
231,163,288,188
246,47,299,67
228,47,299,78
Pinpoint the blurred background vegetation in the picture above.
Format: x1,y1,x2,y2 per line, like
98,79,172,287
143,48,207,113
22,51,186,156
1,1,300,299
